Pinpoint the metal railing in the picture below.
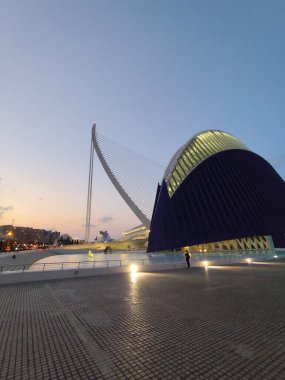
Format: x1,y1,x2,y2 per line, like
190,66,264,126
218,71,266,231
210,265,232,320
0,249,284,273
0,257,182,273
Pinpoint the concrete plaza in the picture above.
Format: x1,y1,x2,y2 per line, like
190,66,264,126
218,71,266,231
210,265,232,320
0,261,285,379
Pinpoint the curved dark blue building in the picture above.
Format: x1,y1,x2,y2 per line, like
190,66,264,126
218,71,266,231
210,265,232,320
147,130,285,252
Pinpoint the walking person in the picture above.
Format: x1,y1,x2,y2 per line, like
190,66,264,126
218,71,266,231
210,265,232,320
185,250,191,268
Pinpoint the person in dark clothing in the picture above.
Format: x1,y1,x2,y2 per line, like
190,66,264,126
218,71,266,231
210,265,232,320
185,250,191,268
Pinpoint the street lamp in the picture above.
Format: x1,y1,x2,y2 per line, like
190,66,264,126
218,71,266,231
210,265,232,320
4,231,13,252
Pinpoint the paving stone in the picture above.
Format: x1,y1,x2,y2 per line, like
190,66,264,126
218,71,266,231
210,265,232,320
0,263,285,378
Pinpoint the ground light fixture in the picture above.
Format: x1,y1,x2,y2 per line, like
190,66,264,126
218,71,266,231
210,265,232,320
203,260,209,270
130,264,138,283
130,264,138,273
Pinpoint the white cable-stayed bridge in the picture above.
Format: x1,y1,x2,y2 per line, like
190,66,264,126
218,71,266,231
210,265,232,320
85,124,164,243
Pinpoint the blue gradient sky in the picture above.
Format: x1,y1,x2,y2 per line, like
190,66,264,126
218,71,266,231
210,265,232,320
1,0,285,239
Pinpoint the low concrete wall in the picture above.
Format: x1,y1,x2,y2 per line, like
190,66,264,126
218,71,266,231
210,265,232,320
0,262,187,285
0,253,275,286
58,240,147,251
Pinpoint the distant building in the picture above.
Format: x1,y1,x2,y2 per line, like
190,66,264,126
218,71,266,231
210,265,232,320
95,230,112,242
122,225,149,243
0,225,60,244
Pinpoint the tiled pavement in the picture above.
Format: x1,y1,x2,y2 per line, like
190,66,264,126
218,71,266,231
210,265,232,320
0,262,285,379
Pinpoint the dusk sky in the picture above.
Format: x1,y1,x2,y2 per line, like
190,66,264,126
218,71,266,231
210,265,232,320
1,0,285,240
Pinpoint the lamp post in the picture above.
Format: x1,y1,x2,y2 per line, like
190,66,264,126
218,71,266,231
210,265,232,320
11,219,16,251
6,231,13,252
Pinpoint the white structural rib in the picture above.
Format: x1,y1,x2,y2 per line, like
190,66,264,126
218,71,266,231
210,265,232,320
85,133,94,243
92,124,151,228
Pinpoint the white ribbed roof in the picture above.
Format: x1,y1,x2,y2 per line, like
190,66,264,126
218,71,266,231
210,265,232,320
164,130,248,197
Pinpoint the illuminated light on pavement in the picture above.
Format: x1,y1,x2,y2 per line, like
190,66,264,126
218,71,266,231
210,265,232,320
130,264,139,282
130,272,138,282
130,264,138,273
